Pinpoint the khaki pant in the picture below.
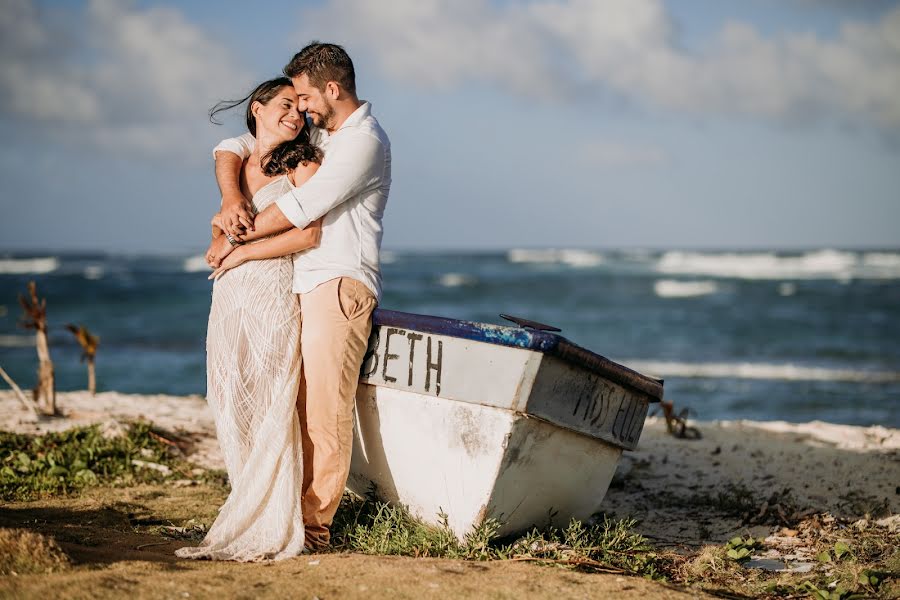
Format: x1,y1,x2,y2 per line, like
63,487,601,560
297,277,376,549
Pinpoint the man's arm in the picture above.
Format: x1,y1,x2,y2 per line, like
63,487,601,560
213,133,255,236
206,201,296,267
272,132,385,230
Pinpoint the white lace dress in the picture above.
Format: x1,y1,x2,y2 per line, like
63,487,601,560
176,176,305,561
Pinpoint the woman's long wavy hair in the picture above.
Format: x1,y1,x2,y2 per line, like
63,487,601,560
209,77,322,176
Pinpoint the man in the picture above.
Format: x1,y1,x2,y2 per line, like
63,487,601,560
207,41,391,550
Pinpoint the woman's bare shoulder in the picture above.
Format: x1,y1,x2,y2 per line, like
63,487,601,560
289,160,321,187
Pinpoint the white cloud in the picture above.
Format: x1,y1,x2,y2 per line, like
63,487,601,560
300,0,900,131
0,0,251,158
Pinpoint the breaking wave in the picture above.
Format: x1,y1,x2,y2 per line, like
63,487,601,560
438,273,477,288
507,248,604,268
655,249,900,280
0,257,59,275
653,279,718,298
183,255,211,273
0,334,35,348
624,360,900,384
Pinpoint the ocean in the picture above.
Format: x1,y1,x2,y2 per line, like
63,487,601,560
1,248,898,427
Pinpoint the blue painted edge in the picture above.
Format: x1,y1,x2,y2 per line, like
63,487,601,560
373,309,663,401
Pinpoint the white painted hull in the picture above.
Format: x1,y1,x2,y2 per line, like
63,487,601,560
349,311,661,539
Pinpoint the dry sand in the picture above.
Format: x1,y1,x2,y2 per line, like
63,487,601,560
2,390,898,548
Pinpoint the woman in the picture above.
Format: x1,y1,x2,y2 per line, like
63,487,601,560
176,78,322,562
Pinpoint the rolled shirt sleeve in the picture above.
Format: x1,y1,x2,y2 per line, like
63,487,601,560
275,131,386,230
212,133,255,159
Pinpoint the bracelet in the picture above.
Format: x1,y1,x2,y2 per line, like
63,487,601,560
224,233,243,248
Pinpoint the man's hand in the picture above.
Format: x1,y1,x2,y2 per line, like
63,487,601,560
219,195,255,236
206,234,237,268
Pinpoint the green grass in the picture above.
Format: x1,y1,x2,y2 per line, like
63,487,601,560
0,422,218,501
330,493,666,576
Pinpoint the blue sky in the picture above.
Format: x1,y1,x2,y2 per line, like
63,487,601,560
1,0,898,253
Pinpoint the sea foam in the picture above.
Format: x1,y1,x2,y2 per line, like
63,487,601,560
507,249,604,268
183,255,211,273
0,257,59,275
653,279,718,298
656,249,861,280
0,335,35,348
623,360,900,384
438,273,477,288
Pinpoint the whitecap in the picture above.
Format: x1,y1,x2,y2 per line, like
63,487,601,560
0,334,35,348
778,283,797,296
622,359,900,384
183,255,211,273
507,248,603,268
860,252,900,278
84,265,104,280
653,279,718,298
0,257,59,275
381,250,397,264
508,249,562,264
558,249,604,268
438,273,477,288
656,249,858,280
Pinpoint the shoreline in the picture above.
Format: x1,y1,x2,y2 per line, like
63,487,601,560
2,390,898,548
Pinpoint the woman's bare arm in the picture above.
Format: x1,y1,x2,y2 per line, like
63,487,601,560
209,218,323,279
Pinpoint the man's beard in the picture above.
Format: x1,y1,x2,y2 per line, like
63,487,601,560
310,101,336,129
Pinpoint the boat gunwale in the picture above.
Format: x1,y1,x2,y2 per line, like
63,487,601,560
372,309,663,401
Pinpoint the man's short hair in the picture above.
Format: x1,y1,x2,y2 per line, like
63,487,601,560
283,42,356,95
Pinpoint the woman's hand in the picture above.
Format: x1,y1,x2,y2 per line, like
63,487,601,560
211,212,225,231
205,234,236,268
208,246,250,280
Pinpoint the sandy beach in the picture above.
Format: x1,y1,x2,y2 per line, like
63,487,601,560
1,390,898,598
3,389,898,547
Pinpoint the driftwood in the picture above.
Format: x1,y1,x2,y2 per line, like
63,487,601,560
0,364,40,417
18,281,56,415
66,324,99,395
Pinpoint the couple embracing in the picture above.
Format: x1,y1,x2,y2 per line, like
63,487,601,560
175,42,391,561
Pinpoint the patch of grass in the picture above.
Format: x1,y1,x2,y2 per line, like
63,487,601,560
0,423,204,501
0,528,70,575
724,535,764,562
330,493,668,577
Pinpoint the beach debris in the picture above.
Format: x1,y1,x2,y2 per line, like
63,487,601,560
0,365,40,418
744,557,815,573
65,324,99,395
18,281,56,415
131,459,172,475
99,419,128,439
656,400,701,439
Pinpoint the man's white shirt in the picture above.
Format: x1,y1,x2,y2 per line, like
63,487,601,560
213,101,390,301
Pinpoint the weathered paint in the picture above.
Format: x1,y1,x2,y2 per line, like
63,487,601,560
350,309,664,539
372,309,663,400
360,319,652,450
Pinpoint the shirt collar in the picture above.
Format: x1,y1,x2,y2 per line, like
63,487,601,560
337,101,371,132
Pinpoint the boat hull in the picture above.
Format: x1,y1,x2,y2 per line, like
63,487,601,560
348,310,660,539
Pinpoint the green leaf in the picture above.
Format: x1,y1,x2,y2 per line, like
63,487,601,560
833,541,851,559
858,569,883,588
728,536,743,547
816,550,832,563
74,469,98,485
47,465,68,477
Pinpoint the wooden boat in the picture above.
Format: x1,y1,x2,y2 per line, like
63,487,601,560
349,309,663,540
